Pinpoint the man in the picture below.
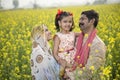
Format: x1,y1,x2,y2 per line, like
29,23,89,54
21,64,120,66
72,10,106,80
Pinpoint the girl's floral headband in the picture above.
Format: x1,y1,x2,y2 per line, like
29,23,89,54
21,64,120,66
57,9,73,18
57,9,63,15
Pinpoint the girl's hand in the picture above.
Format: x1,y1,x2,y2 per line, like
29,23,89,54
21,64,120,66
56,57,61,64
59,59,67,68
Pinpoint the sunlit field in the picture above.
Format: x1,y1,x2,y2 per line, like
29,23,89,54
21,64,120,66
0,3,120,80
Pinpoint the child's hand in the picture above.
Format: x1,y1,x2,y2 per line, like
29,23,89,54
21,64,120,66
59,59,67,68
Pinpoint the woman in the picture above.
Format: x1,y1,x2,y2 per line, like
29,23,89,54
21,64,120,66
30,24,59,80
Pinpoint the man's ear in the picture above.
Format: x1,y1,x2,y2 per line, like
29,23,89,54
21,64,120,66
58,21,61,27
90,18,95,24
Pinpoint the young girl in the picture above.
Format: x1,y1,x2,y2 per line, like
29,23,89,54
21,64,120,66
30,24,59,80
53,9,79,80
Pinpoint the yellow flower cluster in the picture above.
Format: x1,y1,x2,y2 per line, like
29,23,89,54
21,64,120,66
0,3,119,80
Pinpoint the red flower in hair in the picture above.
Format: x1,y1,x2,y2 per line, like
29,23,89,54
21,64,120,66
57,9,63,19
57,9,63,15
70,13,73,16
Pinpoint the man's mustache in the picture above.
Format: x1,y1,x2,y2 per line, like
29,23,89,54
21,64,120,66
79,23,84,27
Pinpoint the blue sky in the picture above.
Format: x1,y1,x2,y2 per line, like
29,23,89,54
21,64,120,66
1,0,120,9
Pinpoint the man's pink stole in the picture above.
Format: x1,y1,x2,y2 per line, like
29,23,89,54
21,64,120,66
74,29,97,67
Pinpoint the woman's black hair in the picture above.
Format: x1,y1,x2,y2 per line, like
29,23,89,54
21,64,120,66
55,11,74,32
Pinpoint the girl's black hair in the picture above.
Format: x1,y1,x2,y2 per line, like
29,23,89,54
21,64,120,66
55,11,74,32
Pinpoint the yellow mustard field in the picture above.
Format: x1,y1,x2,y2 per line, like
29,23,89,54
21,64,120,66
0,4,120,80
